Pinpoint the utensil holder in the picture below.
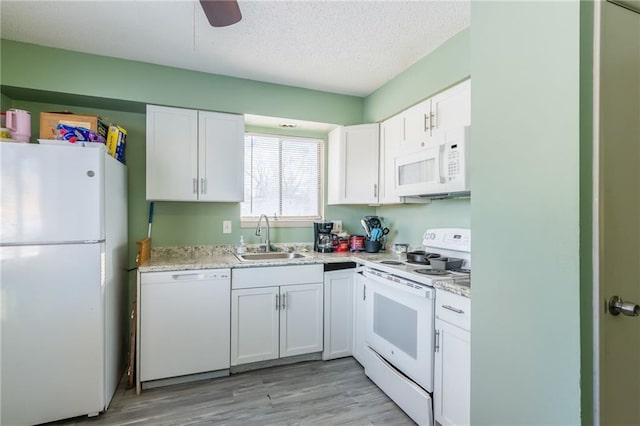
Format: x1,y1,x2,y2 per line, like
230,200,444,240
136,238,152,266
364,239,381,253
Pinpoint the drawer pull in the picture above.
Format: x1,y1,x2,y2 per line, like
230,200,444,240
172,273,201,280
442,304,464,314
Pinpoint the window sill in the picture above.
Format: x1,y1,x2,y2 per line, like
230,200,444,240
241,219,316,228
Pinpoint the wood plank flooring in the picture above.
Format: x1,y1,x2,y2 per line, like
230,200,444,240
51,357,416,426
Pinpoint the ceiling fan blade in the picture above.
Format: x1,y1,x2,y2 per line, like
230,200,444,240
200,0,242,27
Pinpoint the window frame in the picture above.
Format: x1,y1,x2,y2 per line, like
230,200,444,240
240,132,324,228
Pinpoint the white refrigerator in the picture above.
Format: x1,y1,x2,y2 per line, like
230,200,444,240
0,142,128,425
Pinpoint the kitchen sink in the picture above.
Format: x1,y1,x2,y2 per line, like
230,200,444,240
235,252,308,262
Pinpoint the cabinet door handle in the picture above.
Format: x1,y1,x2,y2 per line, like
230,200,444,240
200,177,205,194
435,330,440,352
373,184,378,198
430,112,436,133
282,293,287,310
363,284,367,301
275,294,280,311
424,113,429,132
193,178,197,194
442,304,465,314
402,116,406,141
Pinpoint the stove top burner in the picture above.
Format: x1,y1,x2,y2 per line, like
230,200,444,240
379,260,405,265
413,269,451,276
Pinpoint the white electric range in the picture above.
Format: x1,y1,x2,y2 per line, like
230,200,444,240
365,228,471,287
360,228,470,426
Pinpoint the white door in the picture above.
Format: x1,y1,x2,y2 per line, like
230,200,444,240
146,105,198,201
198,111,244,202
364,271,435,392
598,1,640,424
431,79,471,134
379,115,404,204
1,244,103,426
323,270,354,360
353,272,370,367
231,287,280,365
0,143,103,243
140,271,231,381
401,99,432,152
434,319,471,426
280,283,324,357
328,124,380,204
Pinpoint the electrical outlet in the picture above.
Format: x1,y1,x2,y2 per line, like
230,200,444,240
332,220,343,233
223,220,232,234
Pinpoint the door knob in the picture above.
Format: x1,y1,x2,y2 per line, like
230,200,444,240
608,296,640,317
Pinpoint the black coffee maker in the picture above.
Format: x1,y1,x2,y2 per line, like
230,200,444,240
314,221,334,252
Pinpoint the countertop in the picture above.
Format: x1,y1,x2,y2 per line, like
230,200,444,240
139,244,470,298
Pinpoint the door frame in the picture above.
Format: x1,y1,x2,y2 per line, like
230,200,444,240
592,1,640,424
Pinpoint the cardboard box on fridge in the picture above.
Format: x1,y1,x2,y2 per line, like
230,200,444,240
39,112,108,140
106,125,127,163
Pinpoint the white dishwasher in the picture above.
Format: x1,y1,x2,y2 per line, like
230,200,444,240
140,269,231,383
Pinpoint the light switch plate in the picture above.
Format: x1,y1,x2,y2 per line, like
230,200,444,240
223,220,232,234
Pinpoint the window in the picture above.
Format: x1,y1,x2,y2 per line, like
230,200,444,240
241,134,322,225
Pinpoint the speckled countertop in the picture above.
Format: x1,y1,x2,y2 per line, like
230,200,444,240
139,243,470,298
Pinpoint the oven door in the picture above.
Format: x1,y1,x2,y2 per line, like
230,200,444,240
394,139,446,197
363,269,435,392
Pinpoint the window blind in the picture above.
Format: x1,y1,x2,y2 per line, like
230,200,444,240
241,134,322,220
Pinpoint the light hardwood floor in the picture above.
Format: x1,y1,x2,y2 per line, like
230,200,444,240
51,357,416,425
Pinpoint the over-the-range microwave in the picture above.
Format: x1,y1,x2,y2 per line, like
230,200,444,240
393,126,470,197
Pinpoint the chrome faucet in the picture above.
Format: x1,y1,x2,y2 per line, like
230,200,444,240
255,214,271,252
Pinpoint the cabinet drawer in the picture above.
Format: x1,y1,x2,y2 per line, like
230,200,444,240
232,264,323,289
435,290,470,331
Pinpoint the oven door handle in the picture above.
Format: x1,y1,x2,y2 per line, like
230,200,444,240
362,269,435,299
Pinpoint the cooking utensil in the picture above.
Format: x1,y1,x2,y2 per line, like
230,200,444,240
406,251,441,264
430,257,463,270
365,215,382,229
371,228,382,241
360,219,371,238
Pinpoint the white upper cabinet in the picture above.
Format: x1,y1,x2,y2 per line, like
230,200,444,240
198,111,245,202
146,105,244,202
327,123,380,205
399,79,471,154
378,115,404,204
146,105,198,201
400,99,432,153
431,79,471,135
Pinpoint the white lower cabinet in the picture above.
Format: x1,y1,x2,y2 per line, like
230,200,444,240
231,265,324,366
139,269,231,382
323,269,355,360
434,290,471,426
352,272,370,367
230,286,280,365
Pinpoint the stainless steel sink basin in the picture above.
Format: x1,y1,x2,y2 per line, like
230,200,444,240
235,252,308,262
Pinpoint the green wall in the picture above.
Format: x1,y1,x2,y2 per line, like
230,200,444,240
0,40,363,126
364,27,471,123
470,1,583,424
0,92,12,110
364,27,471,246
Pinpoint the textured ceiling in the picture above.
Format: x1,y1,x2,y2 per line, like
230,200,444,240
0,0,470,97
